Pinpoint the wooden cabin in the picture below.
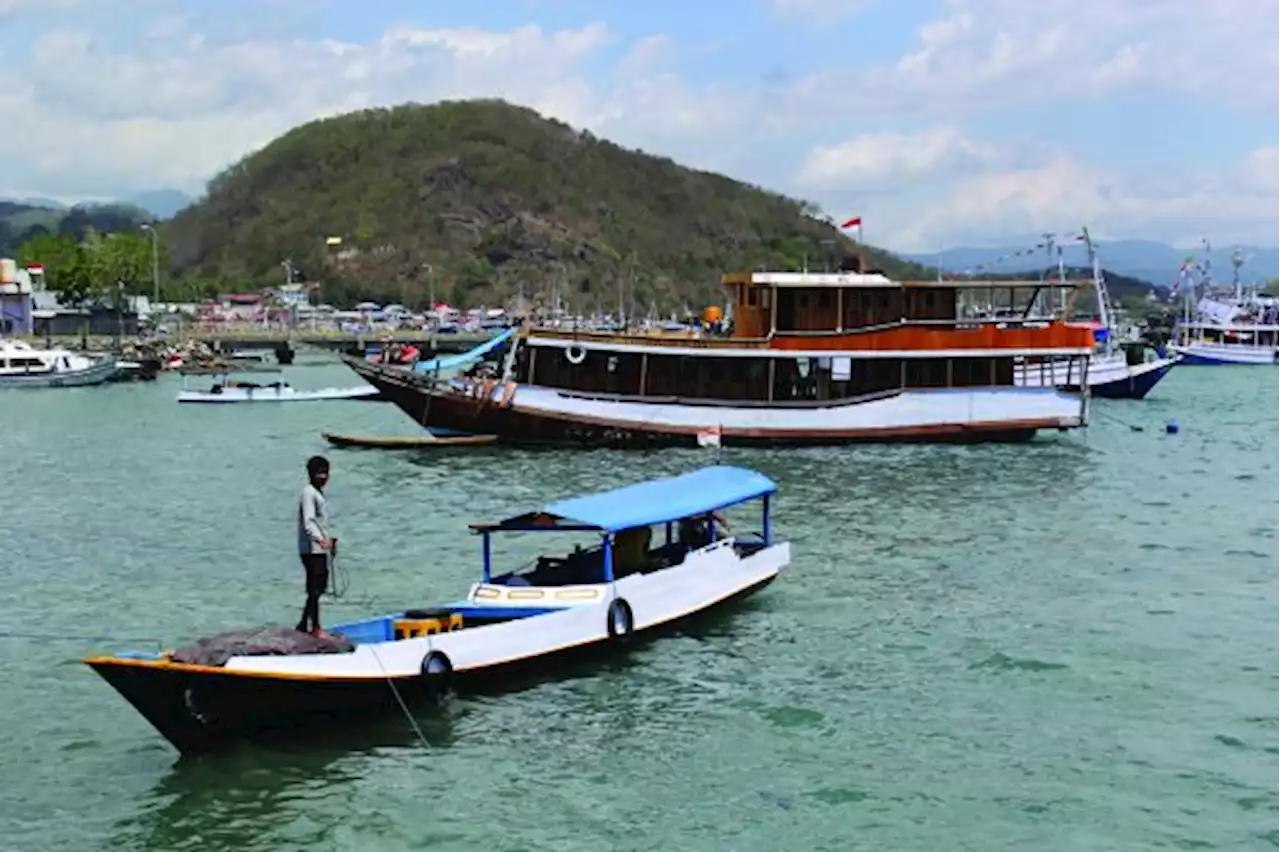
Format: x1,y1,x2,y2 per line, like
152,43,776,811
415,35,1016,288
512,269,1095,404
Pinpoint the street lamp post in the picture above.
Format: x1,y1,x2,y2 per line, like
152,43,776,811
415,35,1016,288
140,223,160,304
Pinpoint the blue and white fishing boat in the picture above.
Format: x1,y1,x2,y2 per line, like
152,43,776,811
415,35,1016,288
1169,247,1279,366
1013,228,1179,399
84,465,789,755
0,338,119,388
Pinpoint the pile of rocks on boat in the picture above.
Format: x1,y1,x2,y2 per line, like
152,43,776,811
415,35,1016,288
170,626,355,668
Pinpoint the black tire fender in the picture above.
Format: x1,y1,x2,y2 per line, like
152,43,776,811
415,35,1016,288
420,650,453,698
606,597,634,642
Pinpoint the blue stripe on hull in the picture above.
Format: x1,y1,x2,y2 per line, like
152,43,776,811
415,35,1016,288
1065,362,1176,400
1089,363,1175,399
1177,351,1279,366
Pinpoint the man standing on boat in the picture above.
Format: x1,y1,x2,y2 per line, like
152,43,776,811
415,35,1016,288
296,455,337,637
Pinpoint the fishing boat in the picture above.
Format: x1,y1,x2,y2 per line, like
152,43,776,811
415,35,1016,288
0,338,119,388
1169,248,1279,365
344,254,1096,447
83,465,788,755
176,369,381,403
1012,229,1180,399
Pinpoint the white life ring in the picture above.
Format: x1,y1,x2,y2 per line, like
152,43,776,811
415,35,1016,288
565,345,587,365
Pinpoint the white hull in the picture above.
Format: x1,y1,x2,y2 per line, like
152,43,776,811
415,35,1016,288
226,537,789,678
1013,353,1179,389
177,385,380,404
1170,343,1278,365
491,382,1086,437
0,356,119,388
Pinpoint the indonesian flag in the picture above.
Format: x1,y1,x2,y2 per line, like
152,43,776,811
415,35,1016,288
840,216,862,230
27,264,44,274
696,424,722,448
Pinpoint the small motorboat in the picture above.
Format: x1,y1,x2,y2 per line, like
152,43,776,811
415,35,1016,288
176,373,381,403
84,465,789,755
0,338,119,388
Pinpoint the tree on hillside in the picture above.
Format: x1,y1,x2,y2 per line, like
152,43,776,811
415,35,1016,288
16,229,163,305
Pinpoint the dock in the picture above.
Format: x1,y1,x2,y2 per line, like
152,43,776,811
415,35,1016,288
31,329,497,355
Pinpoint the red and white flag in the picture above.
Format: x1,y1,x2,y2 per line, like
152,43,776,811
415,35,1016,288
839,216,863,239
696,424,722,448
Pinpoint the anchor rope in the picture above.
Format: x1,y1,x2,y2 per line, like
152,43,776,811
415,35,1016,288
367,644,431,749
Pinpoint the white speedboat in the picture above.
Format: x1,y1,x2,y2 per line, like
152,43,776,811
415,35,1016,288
0,338,119,388
84,465,789,754
177,378,381,404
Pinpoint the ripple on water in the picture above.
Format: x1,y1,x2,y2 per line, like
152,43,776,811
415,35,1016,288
0,365,1275,852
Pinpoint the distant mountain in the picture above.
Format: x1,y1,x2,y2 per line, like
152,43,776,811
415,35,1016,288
126,189,195,219
0,200,152,256
0,188,193,222
902,239,1280,288
2,196,66,210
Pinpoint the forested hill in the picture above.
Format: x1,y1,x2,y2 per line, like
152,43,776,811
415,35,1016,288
163,99,934,309
0,201,151,257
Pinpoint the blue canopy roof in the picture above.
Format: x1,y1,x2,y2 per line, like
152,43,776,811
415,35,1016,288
412,328,514,374
535,465,777,533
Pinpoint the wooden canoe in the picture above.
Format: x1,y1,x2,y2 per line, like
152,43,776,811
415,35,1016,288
321,431,498,449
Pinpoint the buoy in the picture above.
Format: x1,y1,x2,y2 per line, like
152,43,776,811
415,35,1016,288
1165,419,1180,434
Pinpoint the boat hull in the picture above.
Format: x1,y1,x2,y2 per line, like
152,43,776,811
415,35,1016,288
0,356,118,388
1015,355,1178,400
86,572,776,756
347,360,1085,447
1170,344,1279,366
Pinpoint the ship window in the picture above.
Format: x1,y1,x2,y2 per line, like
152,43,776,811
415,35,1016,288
746,288,758,308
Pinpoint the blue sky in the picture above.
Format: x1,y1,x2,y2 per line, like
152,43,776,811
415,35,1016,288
0,0,1275,251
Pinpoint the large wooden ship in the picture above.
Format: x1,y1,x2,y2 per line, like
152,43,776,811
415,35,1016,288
346,262,1098,448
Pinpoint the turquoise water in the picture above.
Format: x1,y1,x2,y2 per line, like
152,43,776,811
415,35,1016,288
0,358,1276,851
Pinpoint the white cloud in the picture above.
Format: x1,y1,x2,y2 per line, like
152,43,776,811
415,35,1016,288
0,1,1274,253
876,144,1280,251
790,0,1278,117
795,127,1000,188
0,18,762,201
615,34,672,78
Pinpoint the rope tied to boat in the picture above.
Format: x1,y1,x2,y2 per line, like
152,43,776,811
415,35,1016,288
367,644,431,749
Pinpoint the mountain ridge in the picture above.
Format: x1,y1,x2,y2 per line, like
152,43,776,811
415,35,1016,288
902,239,1280,287
0,189,194,222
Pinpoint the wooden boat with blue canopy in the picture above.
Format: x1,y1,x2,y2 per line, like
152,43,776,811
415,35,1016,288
83,465,789,756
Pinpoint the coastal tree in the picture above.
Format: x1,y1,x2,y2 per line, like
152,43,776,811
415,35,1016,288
16,229,164,306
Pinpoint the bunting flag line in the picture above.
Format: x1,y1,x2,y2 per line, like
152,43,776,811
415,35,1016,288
944,230,1091,279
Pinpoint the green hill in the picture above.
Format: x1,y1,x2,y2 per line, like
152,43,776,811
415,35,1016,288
164,99,935,310
1,201,152,257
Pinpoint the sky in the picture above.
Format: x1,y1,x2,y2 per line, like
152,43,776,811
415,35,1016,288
0,0,1276,252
